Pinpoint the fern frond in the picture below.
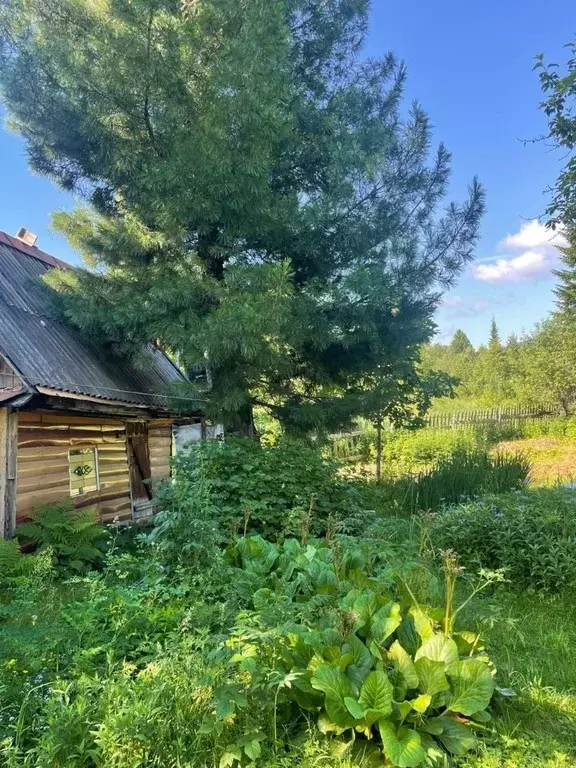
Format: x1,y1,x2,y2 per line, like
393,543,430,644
15,498,106,573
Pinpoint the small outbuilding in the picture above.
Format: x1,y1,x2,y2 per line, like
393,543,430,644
0,229,201,538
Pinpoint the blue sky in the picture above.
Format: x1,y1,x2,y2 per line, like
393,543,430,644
0,0,573,347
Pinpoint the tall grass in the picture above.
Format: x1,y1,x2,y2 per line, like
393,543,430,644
370,449,531,515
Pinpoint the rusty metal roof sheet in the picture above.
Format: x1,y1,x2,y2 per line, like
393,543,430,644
0,233,187,410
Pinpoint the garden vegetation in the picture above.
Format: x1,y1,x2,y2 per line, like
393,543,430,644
1,438,576,767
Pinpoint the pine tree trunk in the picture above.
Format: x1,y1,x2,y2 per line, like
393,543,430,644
376,413,383,482
233,403,257,439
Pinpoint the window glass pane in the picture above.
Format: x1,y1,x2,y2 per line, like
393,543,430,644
69,447,99,497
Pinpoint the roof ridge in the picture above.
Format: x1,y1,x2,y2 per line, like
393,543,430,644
0,230,71,270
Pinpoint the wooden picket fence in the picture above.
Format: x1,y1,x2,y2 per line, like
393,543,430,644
328,403,563,458
424,403,560,430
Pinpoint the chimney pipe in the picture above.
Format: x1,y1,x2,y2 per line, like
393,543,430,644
15,227,38,247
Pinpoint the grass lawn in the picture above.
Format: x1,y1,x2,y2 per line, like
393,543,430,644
459,592,576,767
496,436,576,486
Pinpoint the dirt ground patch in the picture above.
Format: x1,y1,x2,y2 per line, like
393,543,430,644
496,437,576,485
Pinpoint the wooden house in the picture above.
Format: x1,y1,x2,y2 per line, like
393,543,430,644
0,229,200,538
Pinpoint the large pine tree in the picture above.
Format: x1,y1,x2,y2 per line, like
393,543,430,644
0,0,484,433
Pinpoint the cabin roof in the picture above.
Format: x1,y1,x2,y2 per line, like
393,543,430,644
0,232,188,411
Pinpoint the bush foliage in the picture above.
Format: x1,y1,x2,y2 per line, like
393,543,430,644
219,536,498,767
1,438,571,766
432,487,576,592
159,438,362,540
0,529,500,767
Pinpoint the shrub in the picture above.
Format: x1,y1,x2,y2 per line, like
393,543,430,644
15,499,107,573
517,416,571,439
431,487,576,592
162,438,363,540
212,536,500,768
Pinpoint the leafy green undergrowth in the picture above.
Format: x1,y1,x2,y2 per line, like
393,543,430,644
0,529,505,767
334,417,576,481
2,478,575,766
164,437,363,540
432,487,576,591
2,537,575,767
15,500,107,573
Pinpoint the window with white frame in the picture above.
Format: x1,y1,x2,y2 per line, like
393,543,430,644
69,447,100,496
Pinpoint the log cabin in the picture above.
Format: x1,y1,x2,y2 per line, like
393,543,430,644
0,228,201,538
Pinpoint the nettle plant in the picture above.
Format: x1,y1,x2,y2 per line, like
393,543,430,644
209,537,504,768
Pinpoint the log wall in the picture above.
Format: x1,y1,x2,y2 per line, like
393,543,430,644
17,412,132,524
16,413,174,525
148,420,173,486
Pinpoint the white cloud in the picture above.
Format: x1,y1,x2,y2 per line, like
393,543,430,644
474,250,548,283
474,219,566,284
500,220,567,252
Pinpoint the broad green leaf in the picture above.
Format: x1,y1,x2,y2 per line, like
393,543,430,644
318,712,346,735
419,718,443,736
410,694,431,714
344,636,373,689
409,607,435,642
414,634,459,665
379,721,427,768
414,658,450,697
436,716,477,756
344,696,366,720
358,670,393,717
418,732,447,765
454,630,481,655
397,617,420,657
345,635,373,667
219,748,242,768
447,659,495,715
243,740,261,761
336,652,355,670
311,665,355,701
215,694,236,720
348,741,384,767
353,591,381,634
396,700,413,723
389,640,419,689
471,710,492,723
324,645,345,663
291,681,323,711
322,628,343,647
495,686,516,698
370,602,402,651
325,695,357,729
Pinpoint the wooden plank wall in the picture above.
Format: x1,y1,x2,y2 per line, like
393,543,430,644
0,407,18,538
148,420,173,486
17,412,132,524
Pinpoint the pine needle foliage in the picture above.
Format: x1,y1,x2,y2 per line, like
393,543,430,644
15,499,107,573
0,0,485,434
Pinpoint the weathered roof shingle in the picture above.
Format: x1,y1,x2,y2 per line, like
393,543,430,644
0,233,187,410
